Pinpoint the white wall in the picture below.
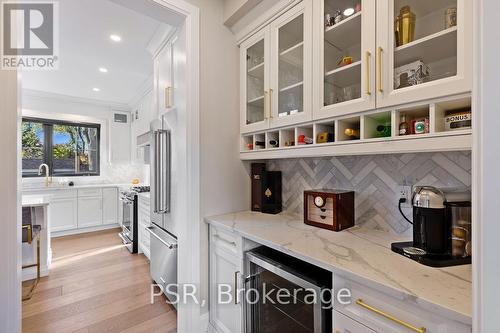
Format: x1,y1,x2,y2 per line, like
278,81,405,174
21,92,146,185
0,68,21,333
474,0,500,331
130,89,154,168
186,0,250,315
223,0,263,26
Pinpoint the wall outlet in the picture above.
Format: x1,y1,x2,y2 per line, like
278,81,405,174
399,185,412,207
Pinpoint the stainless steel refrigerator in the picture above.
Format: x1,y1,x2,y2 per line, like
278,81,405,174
147,115,179,306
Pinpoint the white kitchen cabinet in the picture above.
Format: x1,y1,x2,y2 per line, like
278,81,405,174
50,195,78,232
156,42,174,116
102,188,118,225
209,226,243,333
138,195,151,259
269,1,312,128
315,0,376,119
334,311,376,333
77,196,103,228
375,0,472,108
240,27,270,134
240,0,313,134
334,274,472,333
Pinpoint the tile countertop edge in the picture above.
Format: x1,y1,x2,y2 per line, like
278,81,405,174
204,211,472,325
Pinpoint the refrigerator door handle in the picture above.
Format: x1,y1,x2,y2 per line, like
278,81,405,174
147,226,177,249
153,129,171,214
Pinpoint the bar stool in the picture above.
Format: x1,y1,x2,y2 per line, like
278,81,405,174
22,207,41,301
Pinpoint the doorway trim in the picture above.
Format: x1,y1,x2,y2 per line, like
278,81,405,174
0,0,200,332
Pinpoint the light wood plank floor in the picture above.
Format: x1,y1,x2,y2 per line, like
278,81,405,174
22,228,177,333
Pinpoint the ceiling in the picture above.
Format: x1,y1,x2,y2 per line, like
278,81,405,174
22,0,172,107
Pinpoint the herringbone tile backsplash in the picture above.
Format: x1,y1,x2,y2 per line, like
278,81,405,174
267,151,471,236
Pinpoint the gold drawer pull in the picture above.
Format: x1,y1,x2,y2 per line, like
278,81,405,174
356,299,426,333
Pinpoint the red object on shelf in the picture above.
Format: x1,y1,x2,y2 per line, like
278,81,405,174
355,3,361,12
298,134,306,145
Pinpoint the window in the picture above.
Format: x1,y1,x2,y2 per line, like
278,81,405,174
22,118,100,177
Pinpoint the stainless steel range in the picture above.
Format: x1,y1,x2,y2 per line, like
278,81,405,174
119,186,150,253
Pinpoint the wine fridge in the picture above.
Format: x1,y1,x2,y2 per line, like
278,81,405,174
244,247,332,333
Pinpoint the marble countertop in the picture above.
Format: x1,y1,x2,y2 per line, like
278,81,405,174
22,183,131,192
205,211,472,324
22,195,51,207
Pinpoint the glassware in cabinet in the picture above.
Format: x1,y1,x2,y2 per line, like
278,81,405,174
270,1,312,128
241,28,270,134
317,0,376,119
376,0,471,108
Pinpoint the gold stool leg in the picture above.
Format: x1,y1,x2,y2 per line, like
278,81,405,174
22,237,41,301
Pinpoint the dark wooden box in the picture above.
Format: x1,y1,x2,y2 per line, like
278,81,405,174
303,190,355,231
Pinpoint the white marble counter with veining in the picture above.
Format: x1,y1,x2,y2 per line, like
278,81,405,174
22,195,51,207
205,211,472,324
22,183,131,193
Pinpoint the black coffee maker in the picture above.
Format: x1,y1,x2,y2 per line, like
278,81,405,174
392,186,471,267
412,186,448,254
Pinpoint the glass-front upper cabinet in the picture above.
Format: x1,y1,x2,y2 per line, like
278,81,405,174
315,0,376,119
376,0,472,108
240,28,270,134
269,1,312,128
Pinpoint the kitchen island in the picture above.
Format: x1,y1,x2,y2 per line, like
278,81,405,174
206,211,472,331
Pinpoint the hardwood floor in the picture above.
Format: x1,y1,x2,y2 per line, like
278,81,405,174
22,229,177,333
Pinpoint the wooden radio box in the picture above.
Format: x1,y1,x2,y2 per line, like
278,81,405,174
304,190,355,231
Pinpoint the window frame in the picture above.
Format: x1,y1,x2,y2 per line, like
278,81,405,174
22,117,101,178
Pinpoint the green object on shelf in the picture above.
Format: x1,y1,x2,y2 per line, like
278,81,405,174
375,124,391,138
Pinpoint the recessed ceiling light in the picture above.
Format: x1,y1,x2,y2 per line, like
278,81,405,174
92,88,100,92
109,34,122,42
343,7,355,16
99,67,108,73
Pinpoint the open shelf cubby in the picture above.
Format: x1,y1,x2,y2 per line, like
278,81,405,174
314,121,335,144
338,116,361,141
296,125,314,146
434,96,472,133
266,131,280,149
364,111,392,140
239,94,471,159
242,135,254,151
254,133,266,150
279,128,296,148
395,104,430,137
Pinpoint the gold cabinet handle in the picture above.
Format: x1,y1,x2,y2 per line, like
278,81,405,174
165,86,172,108
377,47,383,93
365,51,371,96
268,89,274,119
234,271,240,304
356,299,426,333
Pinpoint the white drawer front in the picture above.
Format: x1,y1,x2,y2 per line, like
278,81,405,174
210,226,243,257
45,189,78,200
78,188,102,197
334,275,471,333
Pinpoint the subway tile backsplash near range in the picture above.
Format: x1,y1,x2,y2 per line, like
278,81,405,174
267,151,471,235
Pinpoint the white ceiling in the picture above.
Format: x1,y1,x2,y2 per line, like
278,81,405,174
22,0,172,107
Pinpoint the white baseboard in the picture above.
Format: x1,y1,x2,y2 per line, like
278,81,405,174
51,224,120,238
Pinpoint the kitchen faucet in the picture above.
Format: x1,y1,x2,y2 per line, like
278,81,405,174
38,164,52,187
